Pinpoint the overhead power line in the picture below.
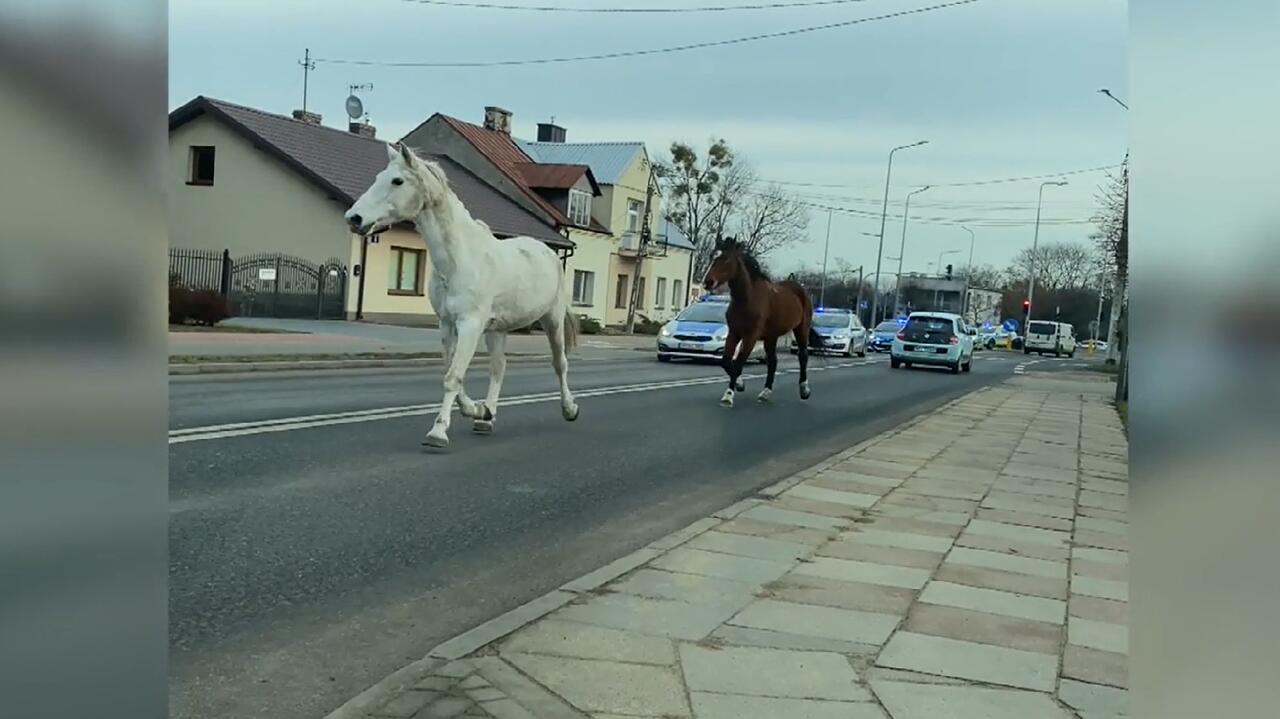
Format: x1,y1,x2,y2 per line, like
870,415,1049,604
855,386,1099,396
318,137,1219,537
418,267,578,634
319,0,979,68
399,0,875,12
764,192,1093,228
758,163,1121,191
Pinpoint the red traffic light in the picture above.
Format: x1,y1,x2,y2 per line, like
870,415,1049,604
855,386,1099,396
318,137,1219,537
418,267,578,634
1022,300,1031,311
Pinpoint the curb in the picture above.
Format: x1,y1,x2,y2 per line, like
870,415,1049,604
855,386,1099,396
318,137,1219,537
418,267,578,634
320,399,943,719
169,353,552,375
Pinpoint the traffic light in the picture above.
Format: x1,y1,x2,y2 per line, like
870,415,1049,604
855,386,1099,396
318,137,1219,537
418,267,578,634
945,263,953,280
1022,299,1031,315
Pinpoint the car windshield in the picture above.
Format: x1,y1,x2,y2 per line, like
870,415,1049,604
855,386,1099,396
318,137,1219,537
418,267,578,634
1028,321,1057,335
677,303,728,323
875,322,900,333
813,313,851,328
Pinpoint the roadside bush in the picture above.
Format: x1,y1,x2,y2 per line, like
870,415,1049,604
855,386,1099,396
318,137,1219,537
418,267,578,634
169,285,190,325
181,289,229,326
634,317,663,336
577,316,601,335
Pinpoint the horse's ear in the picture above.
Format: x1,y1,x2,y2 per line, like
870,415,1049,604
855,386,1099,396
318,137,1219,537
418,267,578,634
387,143,401,163
399,143,418,168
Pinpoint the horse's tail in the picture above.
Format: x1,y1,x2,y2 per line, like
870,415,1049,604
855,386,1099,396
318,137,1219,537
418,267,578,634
562,310,579,352
793,285,821,350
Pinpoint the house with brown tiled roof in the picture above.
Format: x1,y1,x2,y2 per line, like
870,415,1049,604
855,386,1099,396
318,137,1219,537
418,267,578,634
401,107,694,327
167,96,568,325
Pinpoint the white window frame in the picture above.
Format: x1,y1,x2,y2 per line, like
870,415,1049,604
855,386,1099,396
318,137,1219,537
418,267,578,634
615,274,629,309
626,199,643,233
572,270,594,305
672,280,684,308
654,277,666,309
568,189,592,227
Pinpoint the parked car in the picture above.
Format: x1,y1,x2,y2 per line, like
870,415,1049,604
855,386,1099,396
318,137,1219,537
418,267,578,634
1024,320,1077,357
890,312,975,374
1081,338,1109,352
790,308,866,357
657,295,766,363
867,320,902,352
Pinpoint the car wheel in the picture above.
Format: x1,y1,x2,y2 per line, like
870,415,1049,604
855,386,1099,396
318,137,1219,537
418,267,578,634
890,357,901,369
1068,349,1075,358
858,348,866,358
950,360,961,374
963,357,973,372
903,361,912,369
1024,348,1031,355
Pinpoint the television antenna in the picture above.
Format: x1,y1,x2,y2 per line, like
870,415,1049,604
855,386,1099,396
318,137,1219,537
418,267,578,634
346,83,373,122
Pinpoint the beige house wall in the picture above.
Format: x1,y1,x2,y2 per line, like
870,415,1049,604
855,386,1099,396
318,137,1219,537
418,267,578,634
345,228,438,325
168,116,350,264
564,229,613,326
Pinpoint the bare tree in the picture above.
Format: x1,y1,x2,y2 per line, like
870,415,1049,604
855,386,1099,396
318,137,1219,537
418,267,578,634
656,139,743,278
1007,242,1097,291
957,263,1004,291
736,179,810,259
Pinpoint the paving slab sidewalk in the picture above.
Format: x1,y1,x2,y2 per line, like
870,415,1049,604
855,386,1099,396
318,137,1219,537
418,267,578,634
330,373,1128,719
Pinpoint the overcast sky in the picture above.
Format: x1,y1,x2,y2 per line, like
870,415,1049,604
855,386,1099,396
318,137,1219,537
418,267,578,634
170,0,1127,280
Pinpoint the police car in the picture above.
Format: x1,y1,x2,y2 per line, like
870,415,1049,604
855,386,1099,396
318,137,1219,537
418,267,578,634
789,307,867,357
656,295,765,363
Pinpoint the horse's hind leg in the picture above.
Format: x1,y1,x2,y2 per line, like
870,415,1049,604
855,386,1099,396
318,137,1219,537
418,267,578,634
793,323,812,400
543,313,579,421
720,333,742,406
758,337,778,403
472,331,506,434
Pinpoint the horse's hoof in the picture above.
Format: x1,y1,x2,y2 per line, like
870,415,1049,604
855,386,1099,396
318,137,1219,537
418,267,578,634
757,388,773,403
799,381,812,401
422,429,450,448
734,380,745,392
720,389,735,407
563,404,580,422
472,419,494,434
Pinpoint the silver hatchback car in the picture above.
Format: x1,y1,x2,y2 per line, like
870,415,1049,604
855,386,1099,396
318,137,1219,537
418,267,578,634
890,312,975,374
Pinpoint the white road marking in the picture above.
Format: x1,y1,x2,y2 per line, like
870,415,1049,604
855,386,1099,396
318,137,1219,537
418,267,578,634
170,359,878,444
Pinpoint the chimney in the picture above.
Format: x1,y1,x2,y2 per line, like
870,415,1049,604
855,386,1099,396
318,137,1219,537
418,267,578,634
291,109,322,125
348,122,377,138
536,122,566,143
483,106,512,134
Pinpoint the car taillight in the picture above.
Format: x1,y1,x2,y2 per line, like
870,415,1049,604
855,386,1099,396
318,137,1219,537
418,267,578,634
949,335,960,345
896,331,906,340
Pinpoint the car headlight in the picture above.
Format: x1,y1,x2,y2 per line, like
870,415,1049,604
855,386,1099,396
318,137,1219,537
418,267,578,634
660,324,673,337
831,331,849,339
713,327,729,340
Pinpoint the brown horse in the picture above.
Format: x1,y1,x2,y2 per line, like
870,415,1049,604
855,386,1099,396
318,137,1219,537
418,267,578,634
702,237,822,407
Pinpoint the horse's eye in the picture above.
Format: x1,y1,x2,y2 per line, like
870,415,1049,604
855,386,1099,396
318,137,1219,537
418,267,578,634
391,178,404,186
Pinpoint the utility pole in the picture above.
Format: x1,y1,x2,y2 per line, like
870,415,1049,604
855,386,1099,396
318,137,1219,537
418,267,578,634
870,140,927,329
299,48,316,114
960,225,975,321
819,209,833,307
1025,180,1068,336
853,265,864,324
624,170,658,333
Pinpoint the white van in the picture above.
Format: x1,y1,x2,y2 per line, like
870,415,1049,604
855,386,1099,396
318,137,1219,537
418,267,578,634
1024,321,1077,357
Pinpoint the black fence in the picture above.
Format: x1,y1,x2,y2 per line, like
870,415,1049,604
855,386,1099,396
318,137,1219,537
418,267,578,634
169,248,230,294
169,248,347,320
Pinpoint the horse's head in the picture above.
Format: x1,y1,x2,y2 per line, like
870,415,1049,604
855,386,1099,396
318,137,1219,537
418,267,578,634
345,143,450,235
703,236,747,292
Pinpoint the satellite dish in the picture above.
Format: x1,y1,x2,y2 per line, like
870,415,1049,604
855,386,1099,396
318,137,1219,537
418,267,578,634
345,94,364,120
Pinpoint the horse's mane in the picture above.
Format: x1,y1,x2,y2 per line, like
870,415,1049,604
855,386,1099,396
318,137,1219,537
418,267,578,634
721,237,770,282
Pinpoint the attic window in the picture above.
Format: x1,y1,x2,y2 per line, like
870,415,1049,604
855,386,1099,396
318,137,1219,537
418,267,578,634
188,146,215,186
567,189,592,227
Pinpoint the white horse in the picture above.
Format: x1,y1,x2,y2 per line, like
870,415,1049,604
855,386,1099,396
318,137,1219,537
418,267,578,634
345,143,580,448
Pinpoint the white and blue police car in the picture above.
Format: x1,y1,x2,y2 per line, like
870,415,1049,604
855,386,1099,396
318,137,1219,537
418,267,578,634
656,294,765,363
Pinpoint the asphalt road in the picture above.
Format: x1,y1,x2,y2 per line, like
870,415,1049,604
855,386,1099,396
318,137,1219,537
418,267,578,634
169,348,1092,719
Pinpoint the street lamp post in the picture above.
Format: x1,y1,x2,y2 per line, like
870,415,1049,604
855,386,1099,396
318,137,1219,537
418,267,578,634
1025,180,1068,335
819,208,833,307
891,185,930,321
869,140,928,326
960,225,975,320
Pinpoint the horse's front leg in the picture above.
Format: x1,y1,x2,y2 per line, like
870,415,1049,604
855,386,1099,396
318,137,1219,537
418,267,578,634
720,332,742,406
441,321,482,419
424,316,484,448
472,332,507,434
